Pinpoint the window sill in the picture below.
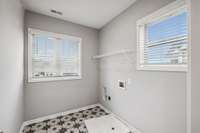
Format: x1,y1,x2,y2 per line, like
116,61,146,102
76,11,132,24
137,65,187,72
28,75,82,83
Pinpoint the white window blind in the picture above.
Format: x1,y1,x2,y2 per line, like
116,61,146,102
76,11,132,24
28,29,81,82
137,1,188,71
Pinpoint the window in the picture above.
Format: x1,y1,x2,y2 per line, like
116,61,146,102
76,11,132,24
137,1,188,71
28,28,81,82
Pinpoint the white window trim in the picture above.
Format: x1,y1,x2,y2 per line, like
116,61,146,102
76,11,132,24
28,28,82,82
136,0,188,72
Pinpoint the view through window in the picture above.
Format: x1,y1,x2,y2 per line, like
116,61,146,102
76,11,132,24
28,29,81,82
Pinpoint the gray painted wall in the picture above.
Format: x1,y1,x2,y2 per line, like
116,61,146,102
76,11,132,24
0,0,24,132
99,0,186,133
191,0,200,133
24,11,99,120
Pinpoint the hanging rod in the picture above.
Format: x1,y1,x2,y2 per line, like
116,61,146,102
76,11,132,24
93,49,134,59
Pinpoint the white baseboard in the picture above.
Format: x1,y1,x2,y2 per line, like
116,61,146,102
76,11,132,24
19,103,141,133
19,122,26,133
19,104,101,133
24,104,100,125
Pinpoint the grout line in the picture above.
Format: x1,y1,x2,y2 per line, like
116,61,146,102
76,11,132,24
19,104,101,133
19,103,141,133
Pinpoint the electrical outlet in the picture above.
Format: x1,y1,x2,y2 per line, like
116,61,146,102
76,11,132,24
127,78,132,85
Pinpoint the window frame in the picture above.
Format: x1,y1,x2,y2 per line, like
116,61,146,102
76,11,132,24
28,28,82,82
136,0,188,72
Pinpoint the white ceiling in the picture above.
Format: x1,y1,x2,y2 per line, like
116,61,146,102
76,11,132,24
21,0,136,29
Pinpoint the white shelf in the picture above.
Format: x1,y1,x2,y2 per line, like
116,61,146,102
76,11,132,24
93,49,134,59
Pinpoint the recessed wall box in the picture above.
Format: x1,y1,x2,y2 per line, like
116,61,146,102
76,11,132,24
118,80,126,90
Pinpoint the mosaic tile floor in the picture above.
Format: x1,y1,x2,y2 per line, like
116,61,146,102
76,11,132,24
23,106,109,133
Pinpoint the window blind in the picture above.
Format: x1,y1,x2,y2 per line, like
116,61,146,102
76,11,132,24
143,11,188,65
32,34,80,79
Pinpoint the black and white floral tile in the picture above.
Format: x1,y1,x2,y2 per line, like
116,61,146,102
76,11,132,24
23,106,109,133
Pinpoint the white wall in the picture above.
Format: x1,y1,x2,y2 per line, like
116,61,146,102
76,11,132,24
24,11,99,120
99,0,186,133
190,0,200,133
0,0,24,132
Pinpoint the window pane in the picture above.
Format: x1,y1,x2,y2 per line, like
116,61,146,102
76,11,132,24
58,39,80,76
147,12,188,42
32,34,80,79
144,11,188,65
